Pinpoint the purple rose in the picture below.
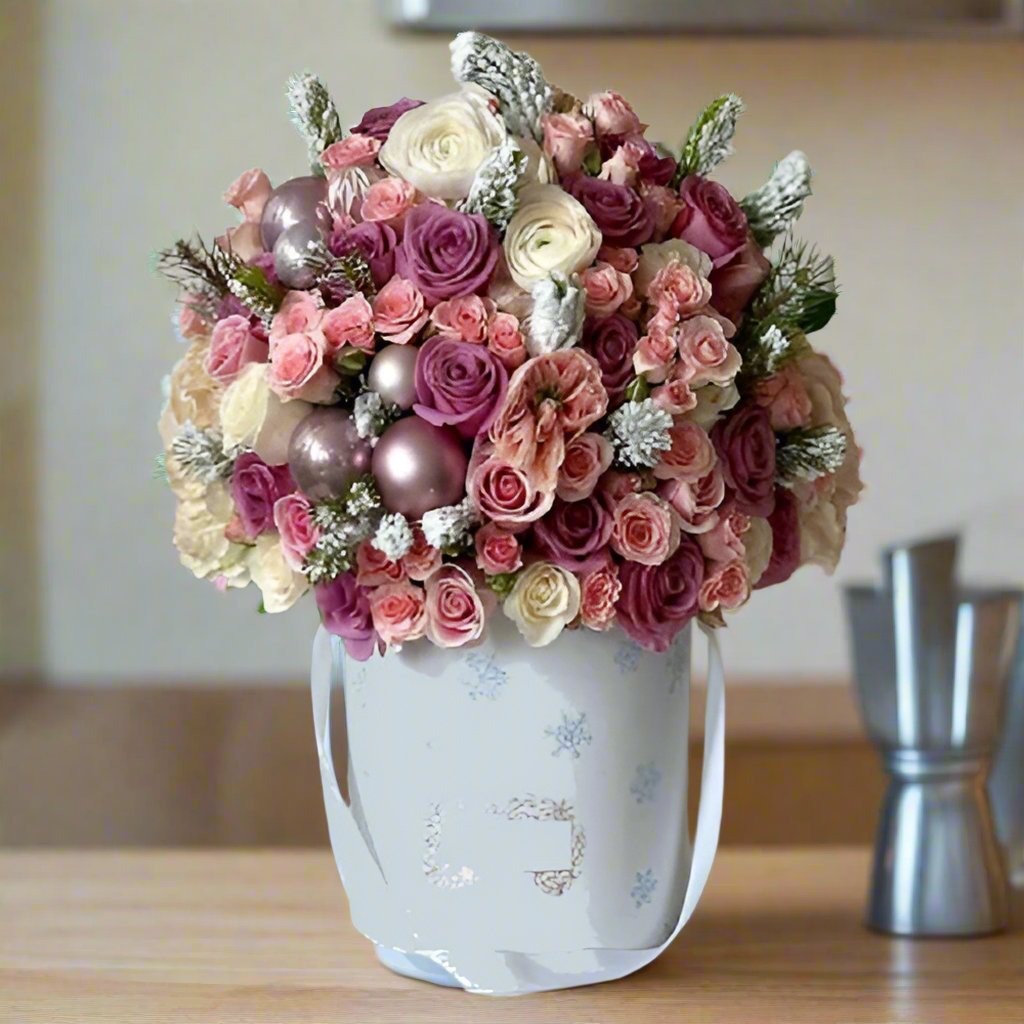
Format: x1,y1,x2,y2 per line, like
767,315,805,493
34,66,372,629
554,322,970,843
413,336,508,438
671,175,748,268
615,536,704,652
230,453,294,537
708,234,771,323
711,404,777,518
396,204,499,305
330,221,399,288
598,135,677,186
350,97,424,142
755,487,801,590
315,573,378,662
533,495,613,573
564,174,654,247
581,313,639,403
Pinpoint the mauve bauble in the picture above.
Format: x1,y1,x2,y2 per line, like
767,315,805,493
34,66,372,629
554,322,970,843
287,407,373,502
372,416,467,520
259,175,329,252
367,344,419,410
273,220,323,290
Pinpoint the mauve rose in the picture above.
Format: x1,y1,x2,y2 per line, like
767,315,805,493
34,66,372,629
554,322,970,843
315,572,378,662
598,134,675,186
413,336,509,438
350,97,424,141
532,495,613,573
330,221,399,288
672,175,748,268
712,404,777,518
564,173,654,247
230,453,294,538
581,313,639,403
755,487,801,590
615,536,705,653
396,204,499,305
708,234,770,322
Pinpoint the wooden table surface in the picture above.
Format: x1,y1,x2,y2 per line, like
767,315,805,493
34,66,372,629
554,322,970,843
1,848,1020,1023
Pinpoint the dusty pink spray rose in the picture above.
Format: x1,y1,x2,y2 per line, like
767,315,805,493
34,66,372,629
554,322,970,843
231,453,295,538
712,404,777,518
581,262,633,318
360,177,418,223
699,559,751,613
356,539,406,587
753,364,813,431
486,312,527,371
653,421,717,482
541,111,594,176
321,294,376,356
223,168,272,222
556,432,614,502
268,333,339,403
315,573,378,661
580,563,621,631
429,294,496,344
698,503,751,564
401,527,442,581
584,91,645,137
321,134,381,171
424,565,487,648
273,493,320,570
372,277,429,345
370,581,428,647
413,336,509,438
474,523,523,575
659,466,727,534
611,491,682,566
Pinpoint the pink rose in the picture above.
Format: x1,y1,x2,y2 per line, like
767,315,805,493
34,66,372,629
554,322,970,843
611,491,682,566
708,234,771,323
474,523,523,575
223,168,272,222
671,175,748,268
424,565,487,648
677,315,741,387
597,245,639,274
557,432,613,502
633,326,677,382
651,368,697,416
370,581,427,647
270,291,324,347
273,493,320,570
581,262,633,318
429,294,496,344
699,559,751,613
205,314,269,384
653,422,717,483
698,503,751,564
268,333,339,403
584,91,645,137
580,563,621,631
486,312,527,371
321,134,381,171
321,294,376,356
372,276,429,345
360,176,418,223
659,466,726,534
216,221,263,261
401,527,442,582
468,445,555,530
541,112,594,176
648,262,712,322
753,365,813,431
356,540,406,587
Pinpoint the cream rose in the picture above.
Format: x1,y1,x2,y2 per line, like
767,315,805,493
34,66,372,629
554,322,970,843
219,363,312,465
249,534,309,613
162,339,222,438
379,84,505,200
504,561,581,647
503,183,602,290
173,481,249,586
634,239,712,298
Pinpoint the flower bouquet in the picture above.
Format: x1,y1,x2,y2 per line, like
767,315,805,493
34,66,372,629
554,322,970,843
157,32,861,994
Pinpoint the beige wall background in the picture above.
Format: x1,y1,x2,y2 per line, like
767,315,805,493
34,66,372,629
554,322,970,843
1,0,1022,684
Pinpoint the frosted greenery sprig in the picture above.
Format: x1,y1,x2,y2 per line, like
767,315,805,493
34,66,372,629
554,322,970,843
776,426,848,485
227,263,283,325
751,234,837,336
170,423,235,484
604,399,673,469
304,478,383,584
741,151,813,248
737,323,810,384
527,273,586,356
154,236,237,300
458,136,528,232
450,31,552,141
676,94,745,179
286,72,344,173
304,242,376,298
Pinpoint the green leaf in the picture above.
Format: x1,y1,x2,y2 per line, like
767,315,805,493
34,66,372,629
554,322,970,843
486,572,518,598
257,600,267,614
336,348,368,376
624,376,651,402
795,289,837,334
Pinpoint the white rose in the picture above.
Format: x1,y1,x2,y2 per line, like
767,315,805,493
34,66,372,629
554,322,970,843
503,183,602,290
686,382,740,431
743,516,774,586
503,561,581,647
220,363,311,465
173,481,250,586
634,239,712,297
379,84,506,200
249,534,309,613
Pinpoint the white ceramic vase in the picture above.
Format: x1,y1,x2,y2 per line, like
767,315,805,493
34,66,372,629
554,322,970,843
311,615,725,996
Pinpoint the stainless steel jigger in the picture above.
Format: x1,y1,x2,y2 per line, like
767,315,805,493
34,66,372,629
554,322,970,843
845,536,1022,936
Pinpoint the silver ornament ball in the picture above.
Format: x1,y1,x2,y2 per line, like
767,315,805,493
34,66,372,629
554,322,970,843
367,344,420,411
259,175,330,252
273,221,323,290
287,407,373,502
371,416,468,520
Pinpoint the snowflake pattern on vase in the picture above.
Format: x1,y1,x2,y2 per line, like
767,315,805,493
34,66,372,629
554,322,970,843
667,634,688,694
461,651,508,701
630,761,662,805
631,868,658,908
545,711,592,759
614,639,643,674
